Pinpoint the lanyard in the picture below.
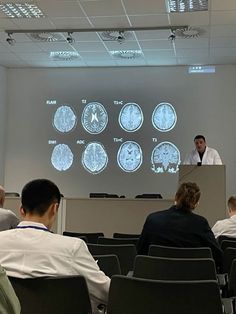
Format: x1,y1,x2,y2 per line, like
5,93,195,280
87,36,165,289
16,226,50,232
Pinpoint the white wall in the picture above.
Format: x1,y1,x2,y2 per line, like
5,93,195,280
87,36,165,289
0,66,7,184
4,65,236,201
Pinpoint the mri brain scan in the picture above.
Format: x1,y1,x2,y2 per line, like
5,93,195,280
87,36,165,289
152,102,177,132
119,102,144,132
51,144,74,171
53,105,77,133
82,102,108,134
117,141,143,172
82,142,108,174
151,141,180,173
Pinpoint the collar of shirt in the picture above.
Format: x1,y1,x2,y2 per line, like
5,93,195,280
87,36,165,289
17,221,49,232
230,215,236,220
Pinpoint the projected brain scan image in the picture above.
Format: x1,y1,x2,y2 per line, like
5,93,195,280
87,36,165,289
51,144,74,171
117,141,143,172
152,102,177,132
82,102,108,134
119,102,144,132
53,105,77,133
151,141,180,174
82,142,108,174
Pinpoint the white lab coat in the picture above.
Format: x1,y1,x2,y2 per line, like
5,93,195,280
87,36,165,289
183,146,222,165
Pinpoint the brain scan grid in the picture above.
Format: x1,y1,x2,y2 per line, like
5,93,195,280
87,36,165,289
50,100,180,174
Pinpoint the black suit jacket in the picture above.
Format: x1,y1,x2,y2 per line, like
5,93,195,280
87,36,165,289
137,205,223,267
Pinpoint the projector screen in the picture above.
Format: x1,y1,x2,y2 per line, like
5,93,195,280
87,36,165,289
5,66,229,198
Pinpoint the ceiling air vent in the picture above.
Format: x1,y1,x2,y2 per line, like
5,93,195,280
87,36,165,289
29,32,64,42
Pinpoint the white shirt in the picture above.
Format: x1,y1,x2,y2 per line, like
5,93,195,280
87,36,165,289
212,215,236,238
183,146,222,165
0,208,19,231
0,221,110,313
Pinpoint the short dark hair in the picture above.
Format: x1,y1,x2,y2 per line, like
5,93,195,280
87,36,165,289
194,135,206,142
21,179,61,216
175,182,201,210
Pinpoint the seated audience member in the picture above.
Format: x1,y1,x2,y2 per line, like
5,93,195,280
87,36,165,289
137,182,223,268
0,179,110,313
0,264,20,314
212,196,236,239
0,185,19,231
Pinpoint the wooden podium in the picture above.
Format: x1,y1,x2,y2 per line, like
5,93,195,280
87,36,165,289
178,165,226,227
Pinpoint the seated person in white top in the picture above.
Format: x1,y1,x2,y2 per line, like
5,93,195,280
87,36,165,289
212,196,236,239
183,135,222,165
0,179,110,313
0,185,19,231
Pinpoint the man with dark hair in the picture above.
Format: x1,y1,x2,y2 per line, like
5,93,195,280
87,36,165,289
183,134,222,165
212,196,236,238
0,179,110,313
0,185,19,231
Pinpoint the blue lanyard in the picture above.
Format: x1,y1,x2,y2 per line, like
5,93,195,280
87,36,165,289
16,226,50,232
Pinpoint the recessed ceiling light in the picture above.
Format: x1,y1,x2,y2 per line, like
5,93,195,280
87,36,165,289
50,51,80,61
189,66,215,73
110,50,143,59
168,0,208,12
0,3,45,18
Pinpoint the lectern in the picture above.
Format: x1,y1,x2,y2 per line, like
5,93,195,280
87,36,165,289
178,165,226,227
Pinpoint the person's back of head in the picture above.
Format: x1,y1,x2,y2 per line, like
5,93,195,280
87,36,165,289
21,179,61,216
228,196,236,216
0,186,5,208
175,182,201,211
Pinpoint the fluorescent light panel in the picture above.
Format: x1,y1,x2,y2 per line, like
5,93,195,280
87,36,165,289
168,0,208,12
0,3,45,18
110,50,143,59
50,51,80,61
188,66,215,74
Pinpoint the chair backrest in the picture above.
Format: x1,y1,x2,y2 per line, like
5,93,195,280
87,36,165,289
228,259,236,296
63,231,104,243
222,247,236,273
0,266,20,314
87,244,137,275
93,254,121,277
107,275,223,314
98,237,139,246
9,276,92,314
148,245,212,258
221,240,236,251
133,255,217,281
218,235,236,246
113,233,140,239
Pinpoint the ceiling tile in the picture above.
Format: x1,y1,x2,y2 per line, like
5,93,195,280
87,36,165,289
211,0,236,11
210,37,236,48
174,38,209,49
139,39,172,49
128,14,169,27
176,48,209,58
169,12,209,26
143,49,176,58
50,17,92,28
11,18,56,30
103,40,140,50
210,25,236,37
146,58,178,65
89,16,131,28
80,0,125,16
211,47,236,57
135,30,171,40
177,57,210,65
122,0,168,14
72,41,107,51
40,2,86,18
211,11,236,25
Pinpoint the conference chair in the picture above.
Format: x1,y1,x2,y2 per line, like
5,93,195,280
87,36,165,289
5,192,20,197
222,247,236,274
87,244,137,275
62,233,88,243
97,237,139,246
113,232,140,239
221,240,236,251
148,244,212,258
107,275,224,314
133,255,217,281
218,236,236,246
63,231,104,243
9,275,92,314
93,254,121,277
227,259,236,297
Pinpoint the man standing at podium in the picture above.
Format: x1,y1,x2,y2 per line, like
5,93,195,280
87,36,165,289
183,135,222,165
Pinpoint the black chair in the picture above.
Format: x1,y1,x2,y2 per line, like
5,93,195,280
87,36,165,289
93,254,121,277
63,231,104,244
148,245,212,258
227,259,236,296
9,275,92,314
63,233,88,243
5,192,20,197
113,233,140,239
87,244,137,275
98,237,139,246
221,240,236,251
222,247,236,274
107,275,224,314
218,236,236,246
133,255,217,281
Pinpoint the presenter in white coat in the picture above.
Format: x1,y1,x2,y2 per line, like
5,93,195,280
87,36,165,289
184,135,222,165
